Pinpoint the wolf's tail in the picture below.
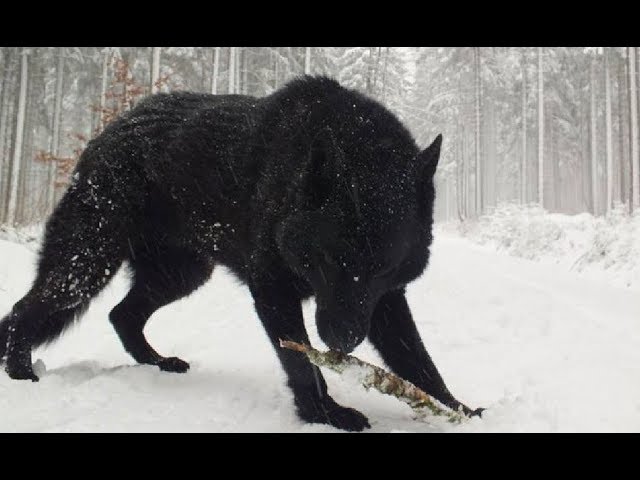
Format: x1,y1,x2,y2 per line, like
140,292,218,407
1,147,146,359
0,302,91,361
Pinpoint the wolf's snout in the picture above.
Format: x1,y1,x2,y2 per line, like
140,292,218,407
316,307,369,353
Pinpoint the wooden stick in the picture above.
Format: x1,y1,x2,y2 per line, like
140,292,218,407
279,339,465,423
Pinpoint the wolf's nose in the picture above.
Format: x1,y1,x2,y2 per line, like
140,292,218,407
326,326,366,354
338,330,365,353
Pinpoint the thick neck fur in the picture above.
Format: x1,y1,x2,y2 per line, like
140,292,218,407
248,76,431,289
251,76,423,229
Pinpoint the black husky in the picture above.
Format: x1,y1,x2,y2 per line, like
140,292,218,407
0,76,482,431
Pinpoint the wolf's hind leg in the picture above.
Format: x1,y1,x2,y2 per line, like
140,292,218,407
2,158,141,381
2,255,121,381
109,248,213,373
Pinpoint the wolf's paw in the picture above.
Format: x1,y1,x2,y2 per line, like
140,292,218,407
5,364,39,382
157,356,190,373
468,407,485,418
322,405,371,432
298,399,371,432
446,399,484,418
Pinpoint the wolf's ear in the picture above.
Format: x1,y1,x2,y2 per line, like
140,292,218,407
418,134,442,179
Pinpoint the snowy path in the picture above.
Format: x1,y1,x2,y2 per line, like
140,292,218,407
1,233,639,432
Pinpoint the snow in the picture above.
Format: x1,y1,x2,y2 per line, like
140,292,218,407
1,226,639,432
439,204,640,289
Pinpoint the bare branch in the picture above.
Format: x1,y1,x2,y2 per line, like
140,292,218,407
279,339,465,423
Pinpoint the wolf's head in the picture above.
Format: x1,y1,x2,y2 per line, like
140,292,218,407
276,97,441,353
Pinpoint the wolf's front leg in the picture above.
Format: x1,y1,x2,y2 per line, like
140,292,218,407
250,280,370,432
368,288,483,417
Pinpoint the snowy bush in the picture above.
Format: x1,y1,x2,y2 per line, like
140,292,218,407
439,203,640,287
575,206,640,275
475,204,566,260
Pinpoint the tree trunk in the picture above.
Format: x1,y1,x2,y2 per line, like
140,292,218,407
382,47,389,102
617,49,627,206
98,49,110,132
51,49,64,153
0,48,11,194
365,47,376,94
604,48,613,213
6,48,29,226
456,126,463,220
304,47,311,74
629,46,640,211
228,47,236,94
521,49,527,204
235,47,241,94
590,56,598,215
284,47,292,79
242,47,248,95
581,109,590,212
551,111,561,210
372,47,382,92
537,46,545,208
462,123,469,217
211,47,220,94
0,48,5,175
483,97,496,209
18,49,38,224
46,47,65,215
273,47,280,90
474,47,482,216
150,47,161,94
0,49,17,222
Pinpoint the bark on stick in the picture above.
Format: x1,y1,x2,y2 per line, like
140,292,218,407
279,339,465,423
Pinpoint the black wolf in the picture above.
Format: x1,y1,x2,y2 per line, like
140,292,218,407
0,76,481,430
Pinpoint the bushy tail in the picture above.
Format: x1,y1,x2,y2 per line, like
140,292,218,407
1,154,145,359
0,302,90,362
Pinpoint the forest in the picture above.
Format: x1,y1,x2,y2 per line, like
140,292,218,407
1,47,639,433
0,46,638,225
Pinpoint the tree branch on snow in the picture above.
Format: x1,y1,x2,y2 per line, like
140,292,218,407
279,339,465,423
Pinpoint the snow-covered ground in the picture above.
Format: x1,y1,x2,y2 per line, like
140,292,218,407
1,228,639,432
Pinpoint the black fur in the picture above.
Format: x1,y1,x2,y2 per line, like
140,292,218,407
0,76,481,430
